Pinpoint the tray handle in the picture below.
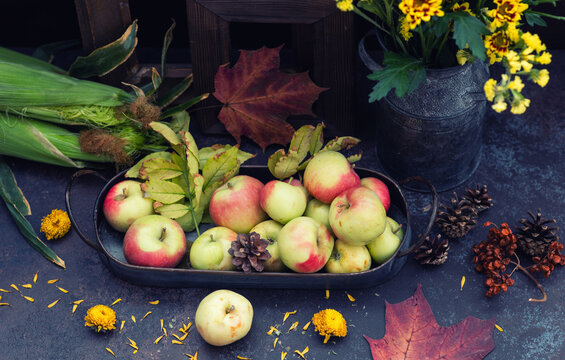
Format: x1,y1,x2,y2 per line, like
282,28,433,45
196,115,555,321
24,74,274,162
65,169,107,252
396,176,438,257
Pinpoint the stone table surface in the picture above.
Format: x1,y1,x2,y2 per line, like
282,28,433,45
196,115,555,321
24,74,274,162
1,51,565,360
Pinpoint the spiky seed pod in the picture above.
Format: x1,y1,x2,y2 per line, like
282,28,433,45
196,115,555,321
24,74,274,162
436,193,478,239
228,232,271,272
413,234,450,265
462,184,493,212
516,210,559,257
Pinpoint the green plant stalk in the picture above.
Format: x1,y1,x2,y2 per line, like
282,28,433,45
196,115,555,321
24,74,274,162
354,7,391,36
528,10,565,21
418,26,431,64
433,29,451,65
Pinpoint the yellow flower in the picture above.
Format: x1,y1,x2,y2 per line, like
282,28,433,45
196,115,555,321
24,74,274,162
536,52,552,65
505,51,521,74
492,98,508,113
530,69,550,87
84,305,117,332
484,30,512,64
507,76,524,92
521,32,546,53
456,49,472,65
487,0,528,29
510,97,530,114
484,79,498,101
399,0,445,29
40,209,71,240
452,2,474,16
336,0,354,12
400,16,413,41
311,309,347,344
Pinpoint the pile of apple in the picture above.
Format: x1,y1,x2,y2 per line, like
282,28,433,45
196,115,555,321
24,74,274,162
102,150,404,273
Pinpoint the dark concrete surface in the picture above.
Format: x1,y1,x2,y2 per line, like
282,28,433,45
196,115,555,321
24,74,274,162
1,52,565,360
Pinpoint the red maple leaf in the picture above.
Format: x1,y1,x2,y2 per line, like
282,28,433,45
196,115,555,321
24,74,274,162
364,284,496,360
213,45,327,151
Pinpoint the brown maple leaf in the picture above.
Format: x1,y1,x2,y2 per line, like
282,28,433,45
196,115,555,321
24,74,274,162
213,45,328,151
364,284,496,360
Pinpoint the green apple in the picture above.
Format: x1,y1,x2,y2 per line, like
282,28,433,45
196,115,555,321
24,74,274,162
259,180,307,224
325,239,372,273
367,217,404,264
189,226,237,270
103,180,154,232
195,290,253,346
304,198,331,231
249,220,286,272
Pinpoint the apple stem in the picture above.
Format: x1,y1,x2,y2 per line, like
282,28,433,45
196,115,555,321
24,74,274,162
226,304,235,314
159,227,166,242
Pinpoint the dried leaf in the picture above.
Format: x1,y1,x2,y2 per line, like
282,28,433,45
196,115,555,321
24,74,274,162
364,284,496,360
213,46,327,150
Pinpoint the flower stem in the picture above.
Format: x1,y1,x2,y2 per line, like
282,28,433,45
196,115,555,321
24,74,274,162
510,259,547,302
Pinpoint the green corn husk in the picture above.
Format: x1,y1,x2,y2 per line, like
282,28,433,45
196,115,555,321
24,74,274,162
0,46,66,74
0,60,135,107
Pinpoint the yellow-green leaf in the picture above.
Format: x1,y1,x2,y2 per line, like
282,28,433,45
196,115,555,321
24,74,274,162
309,122,325,155
270,149,302,180
154,203,190,219
322,136,361,152
143,179,185,204
199,144,255,169
139,158,182,180
288,125,315,160
149,121,181,146
181,131,200,176
347,152,362,163
192,173,204,210
202,145,239,191
125,151,172,178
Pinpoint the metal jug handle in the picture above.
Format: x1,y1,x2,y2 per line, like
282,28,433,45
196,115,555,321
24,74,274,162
396,176,438,257
358,29,383,73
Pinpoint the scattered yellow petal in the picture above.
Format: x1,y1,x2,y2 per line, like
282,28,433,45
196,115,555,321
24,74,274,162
47,279,59,284
21,284,32,289
172,333,183,341
163,328,167,337
461,276,466,291
184,351,198,360
72,304,78,314
288,321,299,332
346,293,356,302
283,310,296,323
185,322,192,331
10,284,19,292
0,303,11,307
325,289,330,299
131,315,136,324
237,356,251,360
281,351,287,360
120,320,125,331
160,318,164,331
111,298,122,306
154,335,164,344
273,337,279,349
0,289,10,293
294,346,309,359
106,348,116,357
148,300,159,305
171,339,183,345
72,299,84,305
179,332,189,341
303,321,311,331
495,324,504,332
33,272,38,284
23,296,34,303
133,349,138,354
267,326,280,335
127,338,138,350
142,311,152,320
56,286,69,294
48,299,60,308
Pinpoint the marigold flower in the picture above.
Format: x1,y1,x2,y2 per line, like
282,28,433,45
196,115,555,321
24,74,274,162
336,0,354,12
456,49,473,65
507,76,524,92
483,79,498,101
452,2,474,16
510,97,530,114
487,0,528,29
530,69,550,87
311,309,347,344
399,0,445,29
536,52,552,65
521,32,546,53
484,30,512,64
84,304,117,332
492,98,508,113
40,209,71,240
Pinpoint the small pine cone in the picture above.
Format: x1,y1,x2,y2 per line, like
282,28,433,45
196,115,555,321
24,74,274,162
413,234,450,265
516,210,559,257
436,193,478,239
228,232,271,273
462,184,493,212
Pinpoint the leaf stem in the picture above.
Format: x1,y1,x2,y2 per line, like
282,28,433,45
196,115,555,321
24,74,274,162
528,10,565,21
510,255,547,303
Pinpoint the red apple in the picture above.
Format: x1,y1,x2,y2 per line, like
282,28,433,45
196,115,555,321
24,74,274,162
277,216,334,273
103,180,154,232
260,180,307,224
209,175,267,233
360,177,391,212
123,215,186,268
329,186,387,246
303,150,360,204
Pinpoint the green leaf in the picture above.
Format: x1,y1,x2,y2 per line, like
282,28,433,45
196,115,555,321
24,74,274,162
139,158,182,180
347,152,363,163
199,145,254,169
0,157,31,215
154,202,189,219
161,20,176,79
525,12,547,27
268,148,303,180
32,40,80,64
142,179,186,204
154,75,194,108
367,52,426,101
289,125,315,160
149,121,181,145
309,122,325,155
202,145,240,192
192,173,204,210
68,20,138,78
143,68,162,97
181,131,200,177
159,93,209,120
322,136,361,152
0,47,66,74
452,13,488,61
125,151,172,178
169,111,191,134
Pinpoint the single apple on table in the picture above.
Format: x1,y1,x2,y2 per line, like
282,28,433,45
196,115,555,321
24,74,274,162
209,175,267,233
195,289,253,346
329,186,387,246
360,177,391,212
250,220,285,272
367,217,404,265
122,214,186,268
277,216,334,273
303,150,360,204
260,180,307,224
103,180,154,232
189,226,237,270
325,239,372,273
304,198,331,231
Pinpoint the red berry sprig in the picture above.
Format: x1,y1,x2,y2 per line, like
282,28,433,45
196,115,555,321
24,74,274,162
530,241,565,278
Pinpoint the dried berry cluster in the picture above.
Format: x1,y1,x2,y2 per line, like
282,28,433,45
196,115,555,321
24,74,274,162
472,222,517,297
530,241,565,278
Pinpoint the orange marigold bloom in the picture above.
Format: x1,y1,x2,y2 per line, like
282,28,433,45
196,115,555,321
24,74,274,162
399,0,445,29
487,0,528,29
484,30,513,64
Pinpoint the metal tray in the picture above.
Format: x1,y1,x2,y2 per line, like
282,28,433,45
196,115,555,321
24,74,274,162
66,166,436,289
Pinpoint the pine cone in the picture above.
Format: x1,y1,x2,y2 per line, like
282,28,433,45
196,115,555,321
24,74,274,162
436,193,478,239
228,232,271,272
462,184,493,212
413,234,450,265
516,210,559,257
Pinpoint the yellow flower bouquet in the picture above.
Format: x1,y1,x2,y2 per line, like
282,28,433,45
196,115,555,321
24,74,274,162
338,0,563,114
